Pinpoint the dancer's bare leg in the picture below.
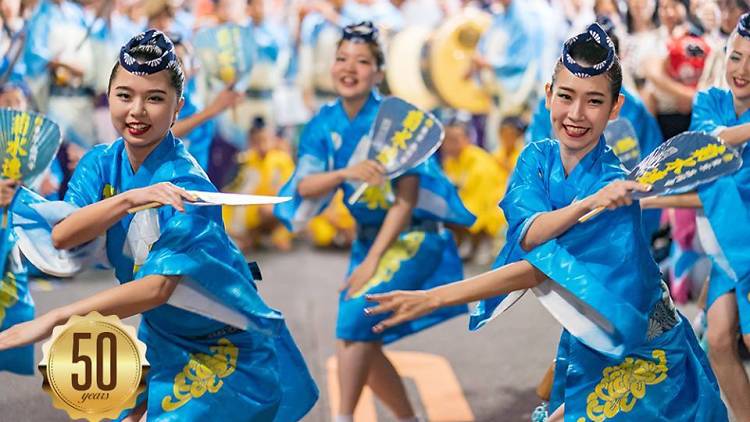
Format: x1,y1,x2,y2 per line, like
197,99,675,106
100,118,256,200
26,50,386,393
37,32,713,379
337,340,378,416
366,346,415,419
707,293,750,421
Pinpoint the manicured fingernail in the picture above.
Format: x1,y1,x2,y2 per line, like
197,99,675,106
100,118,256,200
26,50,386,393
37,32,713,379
363,308,370,315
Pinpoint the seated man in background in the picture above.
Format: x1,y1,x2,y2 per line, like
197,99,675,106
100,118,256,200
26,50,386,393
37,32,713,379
223,117,295,251
441,111,507,265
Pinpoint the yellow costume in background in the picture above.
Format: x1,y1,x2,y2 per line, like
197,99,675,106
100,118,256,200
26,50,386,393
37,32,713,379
443,144,507,237
494,137,524,183
223,149,295,246
307,191,356,248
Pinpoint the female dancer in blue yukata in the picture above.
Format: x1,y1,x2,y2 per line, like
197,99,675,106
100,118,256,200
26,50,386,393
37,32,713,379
275,21,474,422
0,29,318,422
525,16,664,242
367,23,727,422
636,13,750,421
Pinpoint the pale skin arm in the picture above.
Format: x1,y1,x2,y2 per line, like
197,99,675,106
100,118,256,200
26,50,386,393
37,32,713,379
521,180,652,251
365,260,546,332
343,175,418,298
297,159,385,198
51,182,197,250
0,274,179,351
716,123,750,147
640,192,702,209
644,57,696,114
171,88,242,138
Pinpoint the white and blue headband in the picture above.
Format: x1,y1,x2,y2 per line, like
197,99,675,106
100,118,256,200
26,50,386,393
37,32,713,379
738,13,750,40
562,23,616,78
119,29,177,75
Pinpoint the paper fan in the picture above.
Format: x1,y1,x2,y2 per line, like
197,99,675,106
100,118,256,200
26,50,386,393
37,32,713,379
0,108,62,185
193,24,256,86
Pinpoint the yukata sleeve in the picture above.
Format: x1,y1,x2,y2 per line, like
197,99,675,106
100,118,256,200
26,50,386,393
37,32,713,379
136,212,284,335
471,144,643,358
63,147,105,208
692,90,750,283
635,100,663,157
690,89,726,136
469,143,551,330
274,115,335,231
404,157,476,227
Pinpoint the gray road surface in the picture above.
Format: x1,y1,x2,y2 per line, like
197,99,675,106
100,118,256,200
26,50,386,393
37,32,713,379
0,245,700,422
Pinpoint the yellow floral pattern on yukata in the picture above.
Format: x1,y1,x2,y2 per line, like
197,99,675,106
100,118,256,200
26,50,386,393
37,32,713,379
0,272,18,326
579,349,668,422
162,338,239,412
361,183,392,210
102,184,116,199
349,231,425,298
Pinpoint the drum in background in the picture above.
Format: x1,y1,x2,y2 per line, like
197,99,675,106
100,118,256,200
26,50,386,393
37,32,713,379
427,8,492,114
385,27,440,111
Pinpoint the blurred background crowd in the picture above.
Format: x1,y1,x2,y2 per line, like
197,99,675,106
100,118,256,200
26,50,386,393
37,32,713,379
0,0,744,310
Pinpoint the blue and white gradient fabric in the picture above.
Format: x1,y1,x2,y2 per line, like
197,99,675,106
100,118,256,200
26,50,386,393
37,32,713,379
525,88,663,240
562,23,616,78
177,78,216,170
52,132,318,421
275,90,474,343
470,138,726,420
0,190,34,375
691,87,750,332
477,0,542,94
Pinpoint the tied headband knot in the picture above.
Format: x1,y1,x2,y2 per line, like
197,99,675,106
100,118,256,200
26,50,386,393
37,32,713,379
562,22,615,78
738,13,750,40
342,21,379,43
119,29,177,75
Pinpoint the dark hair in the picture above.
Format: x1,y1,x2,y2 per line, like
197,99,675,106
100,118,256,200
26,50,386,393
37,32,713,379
249,116,266,136
625,0,659,33
550,39,623,102
107,45,185,98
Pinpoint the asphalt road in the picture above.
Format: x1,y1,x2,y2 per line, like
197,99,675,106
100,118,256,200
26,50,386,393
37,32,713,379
0,245,701,422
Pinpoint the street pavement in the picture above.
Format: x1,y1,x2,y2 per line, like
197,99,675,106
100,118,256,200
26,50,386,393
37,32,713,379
0,244,700,422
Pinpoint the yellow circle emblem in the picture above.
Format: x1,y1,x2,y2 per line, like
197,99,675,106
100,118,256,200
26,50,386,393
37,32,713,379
39,312,149,421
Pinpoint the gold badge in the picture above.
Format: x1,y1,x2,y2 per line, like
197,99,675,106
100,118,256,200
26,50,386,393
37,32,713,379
38,312,149,421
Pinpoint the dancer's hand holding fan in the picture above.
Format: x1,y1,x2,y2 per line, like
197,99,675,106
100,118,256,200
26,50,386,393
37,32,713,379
348,97,445,205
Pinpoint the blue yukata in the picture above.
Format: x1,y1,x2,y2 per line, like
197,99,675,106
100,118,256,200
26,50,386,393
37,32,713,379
526,88,664,241
470,138,726,421
24,0,98,147
690,87,750,333
478,1,541,95
0,193,34,376
275,91,475,344
178,78,217,171
60,133,317,421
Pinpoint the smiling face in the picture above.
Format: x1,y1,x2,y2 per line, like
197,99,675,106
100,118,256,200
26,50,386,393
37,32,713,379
546,67,623,158
726,33,750,104
108,68,183,152
331,40,383,102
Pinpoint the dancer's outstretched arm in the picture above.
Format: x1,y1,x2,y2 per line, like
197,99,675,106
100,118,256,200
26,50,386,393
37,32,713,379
640,193,702,209
0,274,179,351
366,260,546,332
52,182,196,250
